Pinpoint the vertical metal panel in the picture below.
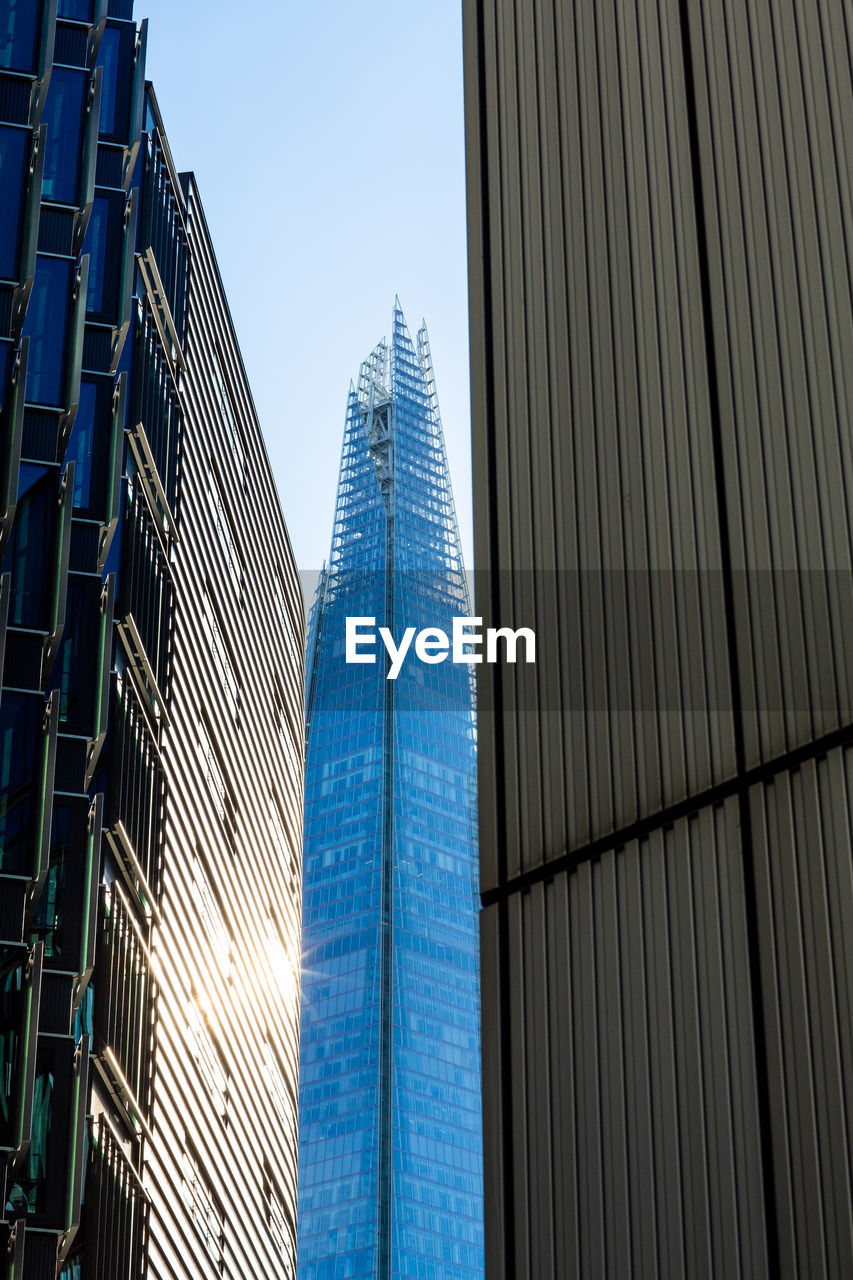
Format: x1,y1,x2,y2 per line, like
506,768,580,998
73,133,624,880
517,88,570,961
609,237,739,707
465,0,853,1274
462,0,502,896
684,0,853,765
492,802,768,1278
469,0,738,889
479,906,506,1279
146,174,302,1280
751,745,853,1279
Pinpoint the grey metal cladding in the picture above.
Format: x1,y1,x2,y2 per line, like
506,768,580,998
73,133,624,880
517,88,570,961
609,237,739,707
466,0,853,1275
683,0,853,765
481,802,769,1279
467,0,739,890
750,744,853,1280
147,174,302,1280
468,0,853,870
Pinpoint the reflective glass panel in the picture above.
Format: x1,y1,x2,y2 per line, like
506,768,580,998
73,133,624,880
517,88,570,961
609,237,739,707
0,960,25,1145
0,346,10,415
41,67,86,204
20,1047,56,1214
67,379,97,508
0,692,40,875
2,463,56,628
0,126,28,280
58,0,94,18
54,575,100,734
66,377,113,517
0,0,39,73
23,256,71,406
30,799,88,965
96,25,126,138
298,306,483,1280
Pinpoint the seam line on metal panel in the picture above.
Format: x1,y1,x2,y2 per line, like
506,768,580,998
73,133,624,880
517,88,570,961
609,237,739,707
674,0,782,1270
481,719,853,907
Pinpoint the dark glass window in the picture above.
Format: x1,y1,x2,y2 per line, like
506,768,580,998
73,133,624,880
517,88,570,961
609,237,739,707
84,196,108,314
41,68,87,205
97,26,120,134
0,126,29,280
58,0,94,18
67,375,118,518
96,25,133,140
19,1047,55,1215
53,575,100,735
31,800,87,965
67,379,96,508
2,463,55,628
83,192,123,319
0,342,11,416
0,692,40,875
0,958,27,1147
143,92,157,136
0,0,40,73
23,256,72,406
32,846,67,959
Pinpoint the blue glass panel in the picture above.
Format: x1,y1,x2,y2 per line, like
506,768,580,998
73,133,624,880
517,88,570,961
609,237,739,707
0,126,28,280
97,26,119,133
2,463,55,628
58,0,94,18
23,256,72,406
41,68,87,204
21,1047,56,1213
32,803,70,961
0,346,11,416
143,90,157,136
0,692,40,874
84,197,108,313
0,0,39,73
83,191,124,319
31,798,90,969
53,576,100,734
66,377,113,515
83,200,112,318
96,25,125,137
67,378,97,508
0,959,26,1145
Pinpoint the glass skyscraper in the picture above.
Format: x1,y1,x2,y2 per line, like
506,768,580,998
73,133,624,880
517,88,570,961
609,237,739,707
298,302,483,1280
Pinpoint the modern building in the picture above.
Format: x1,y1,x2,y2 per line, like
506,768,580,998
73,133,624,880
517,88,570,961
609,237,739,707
463,1,853,1277
298,303,483,1280
0,3,302,1278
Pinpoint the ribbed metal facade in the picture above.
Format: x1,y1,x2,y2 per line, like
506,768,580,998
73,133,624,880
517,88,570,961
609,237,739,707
0,3,302,1277
146,171,303,1280
463,0,853,1275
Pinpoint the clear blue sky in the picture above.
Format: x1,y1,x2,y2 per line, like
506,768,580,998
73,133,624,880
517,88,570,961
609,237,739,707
139,0,472,570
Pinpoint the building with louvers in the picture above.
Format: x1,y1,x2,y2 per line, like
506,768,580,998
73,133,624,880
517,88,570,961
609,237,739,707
298,303,483,1280
464,0,853,1276
0,3,303,1278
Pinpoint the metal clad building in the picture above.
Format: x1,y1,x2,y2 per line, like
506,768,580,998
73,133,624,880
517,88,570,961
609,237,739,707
463,0,853,1276
145,168,303,1280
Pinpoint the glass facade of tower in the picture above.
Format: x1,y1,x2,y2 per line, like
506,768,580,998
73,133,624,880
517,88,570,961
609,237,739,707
299,304,483,1280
